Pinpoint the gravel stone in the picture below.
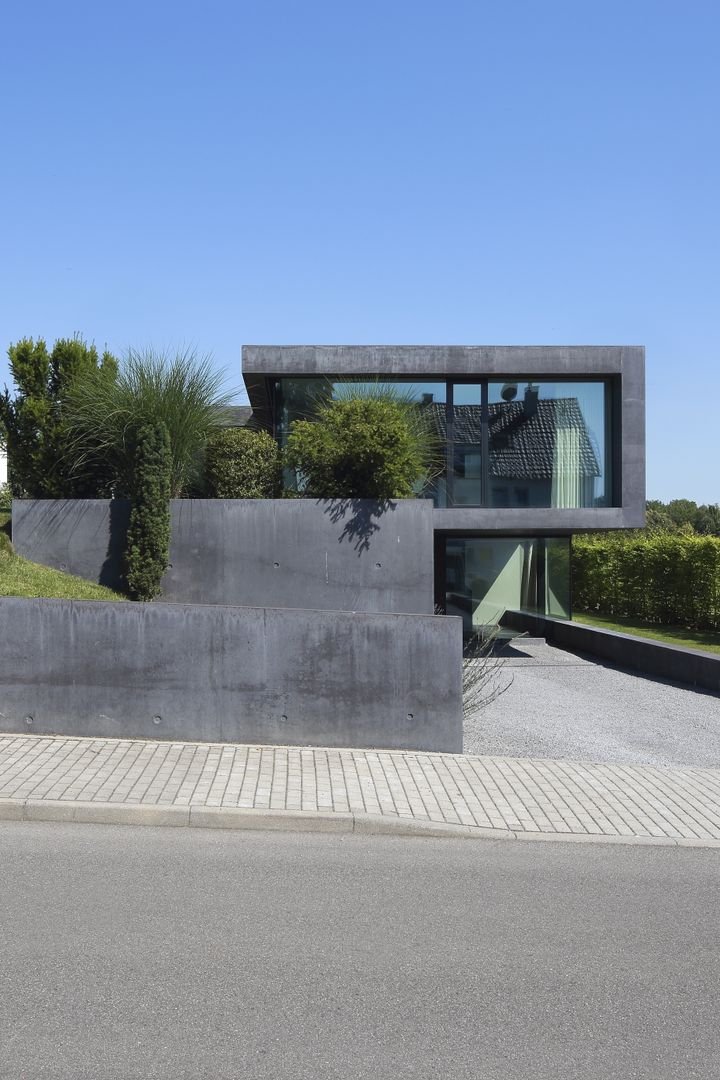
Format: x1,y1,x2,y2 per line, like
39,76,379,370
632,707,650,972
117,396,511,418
465,640,720,766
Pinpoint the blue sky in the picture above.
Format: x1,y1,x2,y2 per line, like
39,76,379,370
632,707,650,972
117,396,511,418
1,0,718,502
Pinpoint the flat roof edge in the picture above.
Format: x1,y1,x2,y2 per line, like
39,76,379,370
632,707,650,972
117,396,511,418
242,344,644,377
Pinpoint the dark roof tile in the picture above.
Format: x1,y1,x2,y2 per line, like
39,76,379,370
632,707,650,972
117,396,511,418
424,399,600,479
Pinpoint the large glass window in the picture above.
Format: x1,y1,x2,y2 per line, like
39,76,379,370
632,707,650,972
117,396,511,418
443,535,571,635
445,538,540,636
273,377,613,508
487,381,610,508
275,378,447,504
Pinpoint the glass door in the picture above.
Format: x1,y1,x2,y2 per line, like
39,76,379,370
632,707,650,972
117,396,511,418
444,537,540,637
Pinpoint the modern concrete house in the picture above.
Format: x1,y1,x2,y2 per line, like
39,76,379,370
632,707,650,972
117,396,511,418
4,344,646,752
242,345,645,635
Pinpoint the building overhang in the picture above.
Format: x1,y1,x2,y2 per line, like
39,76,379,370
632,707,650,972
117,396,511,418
432,506,645,535
242,343,641,381
241,345,646,529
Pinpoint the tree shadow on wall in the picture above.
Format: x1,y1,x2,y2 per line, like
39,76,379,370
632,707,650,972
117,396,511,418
100,498,131,590
322,499,396,554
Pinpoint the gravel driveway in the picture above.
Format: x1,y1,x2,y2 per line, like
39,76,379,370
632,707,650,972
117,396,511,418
464,639,720,767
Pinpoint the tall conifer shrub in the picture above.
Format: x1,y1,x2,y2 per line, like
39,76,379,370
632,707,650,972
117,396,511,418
124,422,172,601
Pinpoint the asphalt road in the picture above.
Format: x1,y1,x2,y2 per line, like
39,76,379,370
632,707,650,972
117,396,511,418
465,640,720,766
1,823,719,1080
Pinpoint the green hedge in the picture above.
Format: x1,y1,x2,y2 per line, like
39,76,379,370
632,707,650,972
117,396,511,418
572,533,720,630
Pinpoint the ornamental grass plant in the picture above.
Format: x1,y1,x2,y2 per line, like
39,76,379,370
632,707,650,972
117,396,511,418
65,347,234,497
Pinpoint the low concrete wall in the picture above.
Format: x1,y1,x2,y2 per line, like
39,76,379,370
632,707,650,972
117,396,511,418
0,597,463,752
501,610,720,694
12,498,434,614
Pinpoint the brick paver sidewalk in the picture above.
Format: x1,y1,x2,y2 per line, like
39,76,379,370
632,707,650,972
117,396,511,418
1,734,720,844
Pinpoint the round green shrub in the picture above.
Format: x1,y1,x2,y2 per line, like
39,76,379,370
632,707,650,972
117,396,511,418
284,392,439,500
204,428,282,499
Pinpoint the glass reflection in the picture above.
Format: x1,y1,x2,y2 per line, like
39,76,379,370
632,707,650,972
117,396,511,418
274,378,447,504
449,384,483,507
445,538,540,636
487,382,609,508
273,377,611,510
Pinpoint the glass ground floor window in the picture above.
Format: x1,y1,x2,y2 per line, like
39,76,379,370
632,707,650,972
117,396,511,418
440,536,570,636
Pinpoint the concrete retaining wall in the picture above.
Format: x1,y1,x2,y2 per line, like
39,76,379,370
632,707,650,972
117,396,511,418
0,597,463,752
501,610,720,694
12,498,434,614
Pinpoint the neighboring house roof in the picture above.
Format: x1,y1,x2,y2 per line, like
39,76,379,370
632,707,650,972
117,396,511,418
424,398,601,479
222,405,254,427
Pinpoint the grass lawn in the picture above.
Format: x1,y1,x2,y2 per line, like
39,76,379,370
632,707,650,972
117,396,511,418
574,611,720,655
0,519,124,602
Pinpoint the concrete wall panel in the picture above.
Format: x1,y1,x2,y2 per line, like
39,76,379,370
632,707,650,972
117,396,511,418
0,597,463,752
501,610,720,695
12,498,435,615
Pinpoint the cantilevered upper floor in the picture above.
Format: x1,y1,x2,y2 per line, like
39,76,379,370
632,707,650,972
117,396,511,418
241,345,645,534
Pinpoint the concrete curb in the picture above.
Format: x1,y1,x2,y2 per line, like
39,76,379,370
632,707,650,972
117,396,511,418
2,798,720,848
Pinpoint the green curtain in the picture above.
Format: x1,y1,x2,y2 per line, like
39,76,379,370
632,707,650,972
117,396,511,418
551,411,582,508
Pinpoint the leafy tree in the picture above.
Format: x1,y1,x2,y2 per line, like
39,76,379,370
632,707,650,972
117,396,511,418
645,499,720,536
285,385,440,500
124,422,172,601
0,413,8,512
65,347,233,498
0,336,117,497
666,498,699,530
204,428,282,498
692,503,720,536
645,499,676,533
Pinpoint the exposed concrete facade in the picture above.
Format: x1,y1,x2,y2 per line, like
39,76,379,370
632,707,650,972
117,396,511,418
242,344,646,532
0,597,463,752
12,498,435,614
432,506,640,535
242,343,641,377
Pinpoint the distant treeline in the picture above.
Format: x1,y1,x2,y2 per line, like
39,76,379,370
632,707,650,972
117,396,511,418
646,499,720,536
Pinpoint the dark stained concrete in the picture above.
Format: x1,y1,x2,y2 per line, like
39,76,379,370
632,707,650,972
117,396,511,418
12,497,435,614
0,596,463,751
